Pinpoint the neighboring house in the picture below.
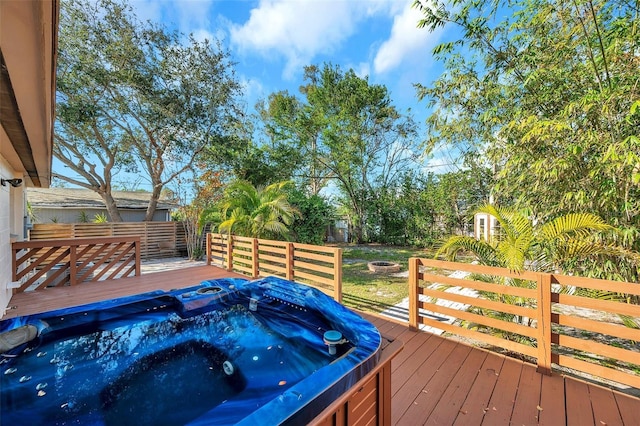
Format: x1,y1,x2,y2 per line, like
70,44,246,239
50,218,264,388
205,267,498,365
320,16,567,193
474,212,500,241
0,1,59,314
27,188,177,223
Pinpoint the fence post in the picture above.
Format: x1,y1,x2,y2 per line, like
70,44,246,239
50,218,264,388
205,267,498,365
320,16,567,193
135,238,141,276
226,235,233,272
536,273,552,375
69,244,77,286
286,242,294,280
252,238,259,278
334,248,343,303
408,257,419,331
11,244,17,283
206,233,211,266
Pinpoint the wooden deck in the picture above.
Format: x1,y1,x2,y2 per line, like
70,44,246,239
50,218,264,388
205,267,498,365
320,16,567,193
3,265,245,319
3,265,640,425
361,312,640,426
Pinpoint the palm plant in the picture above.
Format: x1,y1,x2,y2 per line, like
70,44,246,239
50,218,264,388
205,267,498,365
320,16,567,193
436,203,620,274
218,180,299,239
435,204,640,343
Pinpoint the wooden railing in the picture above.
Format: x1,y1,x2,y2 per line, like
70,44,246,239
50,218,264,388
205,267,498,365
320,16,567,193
408,258,640,389
206,233,343,302
11,237,141,292
30,222,183,259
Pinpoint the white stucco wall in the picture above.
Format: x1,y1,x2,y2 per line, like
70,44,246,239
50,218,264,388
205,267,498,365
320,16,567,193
0,157,25,315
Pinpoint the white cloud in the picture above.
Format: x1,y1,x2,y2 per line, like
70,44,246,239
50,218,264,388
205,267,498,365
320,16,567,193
373,2,440,74
352,62,371,79
240,76,266,102
228,0,405,79
230,0,359,77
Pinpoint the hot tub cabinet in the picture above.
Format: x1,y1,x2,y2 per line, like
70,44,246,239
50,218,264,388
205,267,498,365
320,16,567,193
311,338,402,426
1,276,387,425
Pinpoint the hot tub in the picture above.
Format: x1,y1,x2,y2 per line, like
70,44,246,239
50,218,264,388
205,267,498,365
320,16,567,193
0,276,381,425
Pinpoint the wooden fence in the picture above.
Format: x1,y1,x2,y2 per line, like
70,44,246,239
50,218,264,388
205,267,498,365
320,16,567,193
206,233,343,302
30,222,185,260
11,237,141,292
408,258,640,389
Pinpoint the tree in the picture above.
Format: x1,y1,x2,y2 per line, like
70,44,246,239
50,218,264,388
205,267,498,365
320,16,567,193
260,63,419,242
287,188,335,245
257,91,327,194
55,0,242,221
173,168,224,260
413,0,640,229
218,180,299,239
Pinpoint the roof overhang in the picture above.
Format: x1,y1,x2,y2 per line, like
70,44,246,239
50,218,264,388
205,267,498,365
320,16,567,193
0,0,59,187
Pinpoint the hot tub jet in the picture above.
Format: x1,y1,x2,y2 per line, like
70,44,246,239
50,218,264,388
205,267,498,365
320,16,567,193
222,360,234,375
323,330,346,356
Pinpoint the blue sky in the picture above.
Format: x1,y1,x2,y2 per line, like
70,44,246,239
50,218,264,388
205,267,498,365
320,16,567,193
135,1,445,104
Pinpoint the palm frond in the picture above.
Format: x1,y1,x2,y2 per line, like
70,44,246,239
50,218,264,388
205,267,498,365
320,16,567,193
537,213,612,241
435,236,500,266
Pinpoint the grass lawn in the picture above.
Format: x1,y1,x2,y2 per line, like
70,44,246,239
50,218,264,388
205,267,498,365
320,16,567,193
338,245,436,314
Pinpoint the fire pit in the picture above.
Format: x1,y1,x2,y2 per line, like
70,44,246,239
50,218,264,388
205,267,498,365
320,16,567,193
367,261,401,273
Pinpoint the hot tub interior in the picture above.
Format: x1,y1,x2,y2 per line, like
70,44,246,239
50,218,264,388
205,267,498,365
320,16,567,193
1,276,381,425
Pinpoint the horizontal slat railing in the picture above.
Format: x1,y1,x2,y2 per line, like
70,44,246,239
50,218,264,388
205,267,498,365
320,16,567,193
409,258,640,390
11,237,141,292
206,234,342,302
30,222,179,260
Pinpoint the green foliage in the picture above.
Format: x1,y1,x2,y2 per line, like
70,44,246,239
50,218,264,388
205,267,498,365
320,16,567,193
93,213,108,223
287,188,334,245
55,0,242,222
26,202,38,224
77,211,89,223
437,204,640,279
259,63,419,242
414,0,640,249
360,166,492,247
218,180,299,239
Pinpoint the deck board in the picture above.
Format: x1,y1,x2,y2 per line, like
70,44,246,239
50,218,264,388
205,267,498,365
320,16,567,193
538,372,567,425
426,347,488,425
510,364,543,425
453,352,505,425
566,379,596,425
3,266,245,319
481,356,524,425
398,343,474,423
589,384,624,426
4,265,640,425
615,391,640,425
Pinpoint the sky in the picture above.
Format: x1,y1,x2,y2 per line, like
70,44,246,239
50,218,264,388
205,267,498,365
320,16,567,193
134,0,455,165
133,0,446,110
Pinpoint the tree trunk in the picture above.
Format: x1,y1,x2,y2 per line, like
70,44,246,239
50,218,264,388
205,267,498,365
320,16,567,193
100,190,123,222
144,184,162,221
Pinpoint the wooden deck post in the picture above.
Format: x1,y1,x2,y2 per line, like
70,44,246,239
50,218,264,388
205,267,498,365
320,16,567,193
135,238,141,276
206,233,211,266
285,242,294,281
226,235,233,272
11,245,17,283
252,238,259,278
334,247,343,303
69,245,77,286
408,257,419,331
536,272,552,375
